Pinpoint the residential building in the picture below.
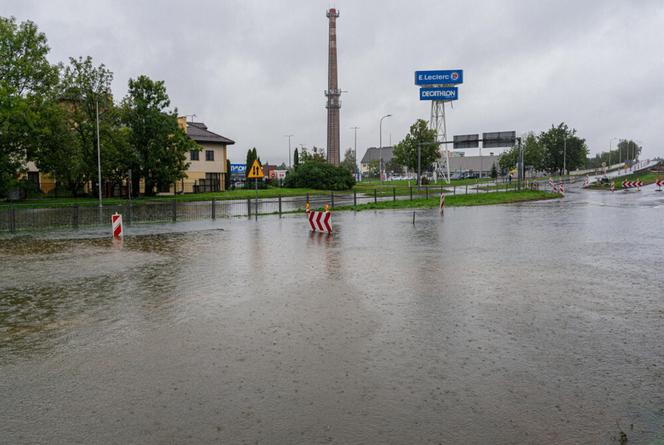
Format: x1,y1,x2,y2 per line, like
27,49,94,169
177,118,235,193
360,146,394,174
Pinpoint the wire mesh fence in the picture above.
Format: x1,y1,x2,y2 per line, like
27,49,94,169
0,182,542,233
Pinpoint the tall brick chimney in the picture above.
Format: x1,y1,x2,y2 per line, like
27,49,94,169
325,8,341,166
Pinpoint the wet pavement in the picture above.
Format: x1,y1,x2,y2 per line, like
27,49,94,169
1,187,663,444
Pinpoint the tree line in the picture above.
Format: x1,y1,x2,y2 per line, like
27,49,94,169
0,16,196,198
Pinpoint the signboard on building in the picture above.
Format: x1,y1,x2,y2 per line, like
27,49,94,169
415,70,463,86
419,87,458,101
482,131,516,148
453,134,479,149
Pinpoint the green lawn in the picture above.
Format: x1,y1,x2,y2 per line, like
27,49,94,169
589,171,661,190
1,187,332,208
332,190,561,211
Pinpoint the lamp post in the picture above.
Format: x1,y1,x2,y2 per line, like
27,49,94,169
379,114,391,182
351,126,360,180
609,137,619,166
96,95,102,210
285,134,294,168
563,135,567,176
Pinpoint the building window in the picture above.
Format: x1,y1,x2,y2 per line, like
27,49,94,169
205,150,214,161
190,150,199,161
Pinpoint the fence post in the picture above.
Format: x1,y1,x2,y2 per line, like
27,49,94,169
278,195,282,216
353,190,357,207
453,185,456,195
211,199,216,220
171,200,177,222
425,186,429,199
374,189,377,203
9,206,16,233
330,191,334,209
465,184,468,194
72,205,79,229
409,186,413,201
306,192,310,203
247,198,251,218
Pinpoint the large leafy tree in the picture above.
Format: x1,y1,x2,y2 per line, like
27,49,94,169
498,132,545,172
539,123,588,174
617,139,641,163
122,75,195,196
392,119,438,174
0,16,59,195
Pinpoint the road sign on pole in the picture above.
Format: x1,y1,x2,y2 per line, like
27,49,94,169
453,134,479,149
482,131,516,148
247,159,264,179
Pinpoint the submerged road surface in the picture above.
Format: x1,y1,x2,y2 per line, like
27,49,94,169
1,188,663,444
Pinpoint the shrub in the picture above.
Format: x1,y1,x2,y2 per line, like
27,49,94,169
284,160,355,190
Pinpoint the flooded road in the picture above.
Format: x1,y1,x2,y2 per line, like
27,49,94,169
1,188,663,444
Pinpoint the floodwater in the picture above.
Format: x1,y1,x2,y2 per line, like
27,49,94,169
1,187,663,444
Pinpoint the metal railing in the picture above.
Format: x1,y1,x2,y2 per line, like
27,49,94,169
0,183,534,233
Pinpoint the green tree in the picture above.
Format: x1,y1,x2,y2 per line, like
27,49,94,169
340,148,356,173
392,119,438,174
0,16,59,196
366,159,380,178
385,158,403,175
539,123,588,174
490,163,498,179
225,159,231,190
498,133,544,173
617,140,641,163
293,148,299,167
122,75,195,196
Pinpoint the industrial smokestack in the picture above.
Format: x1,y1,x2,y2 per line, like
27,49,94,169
325,8,341,165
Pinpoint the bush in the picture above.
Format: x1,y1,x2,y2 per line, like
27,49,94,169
284,160,355,190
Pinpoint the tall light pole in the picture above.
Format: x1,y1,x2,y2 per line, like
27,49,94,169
563,135,567,176
379,114,391,182
96,95,102,209
351,126,360,179
285,134,294,168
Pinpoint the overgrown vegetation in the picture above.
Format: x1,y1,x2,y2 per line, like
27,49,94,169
284,159,355,190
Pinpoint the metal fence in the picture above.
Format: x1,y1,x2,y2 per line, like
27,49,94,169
0,182,539,233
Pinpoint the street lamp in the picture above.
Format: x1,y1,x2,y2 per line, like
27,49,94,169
285,134,294,168
96,95,102,210
351,126,360,180
379,114,392,182
609,137,619,166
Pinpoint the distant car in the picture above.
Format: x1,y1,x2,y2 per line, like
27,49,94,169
450,172,464,180
463,172,480,179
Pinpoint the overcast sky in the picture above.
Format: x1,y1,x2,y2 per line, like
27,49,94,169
2,0,663,164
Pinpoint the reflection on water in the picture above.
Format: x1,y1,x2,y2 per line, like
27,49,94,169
1,188,663,444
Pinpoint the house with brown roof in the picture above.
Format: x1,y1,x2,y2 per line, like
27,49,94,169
176,118,235,193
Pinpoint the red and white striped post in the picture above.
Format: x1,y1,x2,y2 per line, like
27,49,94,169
111,212,123,238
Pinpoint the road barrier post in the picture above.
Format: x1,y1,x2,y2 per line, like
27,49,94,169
353,190,357,207
211,199,216,220
393,187,396,202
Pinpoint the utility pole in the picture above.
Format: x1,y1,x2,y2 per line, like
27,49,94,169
351,126,359,179
96,96,102,210
379,114,391,182
285,134,294,168
563,135,567,176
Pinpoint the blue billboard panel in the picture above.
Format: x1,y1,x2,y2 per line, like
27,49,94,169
230,163,246,174
415,70,463,85
419,87,458,101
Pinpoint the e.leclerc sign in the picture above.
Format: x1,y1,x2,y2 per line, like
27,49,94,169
419,87,458,101
414,70,463,86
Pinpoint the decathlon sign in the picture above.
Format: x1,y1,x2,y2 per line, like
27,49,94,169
415,70,463,86
230,163,246,174
419,87,458,101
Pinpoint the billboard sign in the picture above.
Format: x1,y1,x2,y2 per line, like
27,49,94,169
415,70,463,86
230,163,246,174
453,134,479,149
419,87,458,101
482,131,516,148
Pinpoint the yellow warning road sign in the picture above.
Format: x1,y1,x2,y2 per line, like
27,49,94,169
247,159,264,179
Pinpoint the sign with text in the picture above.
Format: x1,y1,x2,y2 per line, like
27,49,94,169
482,131,516,148
419,87,458,101
453,134,479,149
415,70,463,86
230,163,246,174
